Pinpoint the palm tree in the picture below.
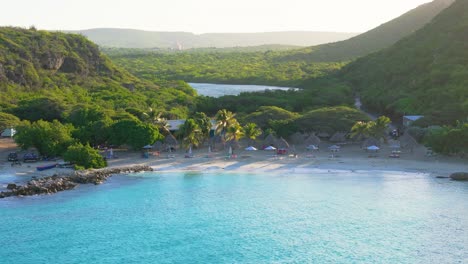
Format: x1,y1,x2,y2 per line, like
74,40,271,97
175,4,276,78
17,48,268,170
225,121,244,142
243,123,262,146
144,107,171,135
350,121,369,139
370,116,391,142
351,116,391,142
177,118,203,148
193,112,212,143
215,109,236,140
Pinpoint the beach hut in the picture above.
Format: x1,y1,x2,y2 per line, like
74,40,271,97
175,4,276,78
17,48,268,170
317,132,330,138
263,134,278,148
329,132,347,143
290,132,307,145
226,139,240,150
276,137,289,155
152,141,163,151
164,134,178,151
361,137,380,148
277,137,290,149
304,134,321,147
210,135,225,150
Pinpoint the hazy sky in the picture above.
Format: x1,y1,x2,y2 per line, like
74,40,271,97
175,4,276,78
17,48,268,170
1,0,432,33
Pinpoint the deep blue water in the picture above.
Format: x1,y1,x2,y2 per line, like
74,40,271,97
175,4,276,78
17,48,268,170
189,83,297,97
1,171,467,264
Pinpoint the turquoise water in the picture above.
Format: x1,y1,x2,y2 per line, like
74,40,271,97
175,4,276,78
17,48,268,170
189,83,297,97
1,171,467,263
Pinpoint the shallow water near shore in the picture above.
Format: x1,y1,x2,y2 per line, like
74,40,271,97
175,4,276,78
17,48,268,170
1,171,467,263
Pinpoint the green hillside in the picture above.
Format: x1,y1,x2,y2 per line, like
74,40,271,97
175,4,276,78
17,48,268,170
279,0,454,62
70,28,358,49
107,0,454,88
342,0,468,123
0,27,198,119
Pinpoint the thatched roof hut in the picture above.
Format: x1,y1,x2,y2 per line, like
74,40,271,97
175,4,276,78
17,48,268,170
290,132,307,145
330,132,346,142
164,134,178,147
226,139,240,150
330,132,347,142
152,141,163,151
263,134,278,147
317,132,331,138
361,137,380,148
399,133,417,150
304,134,321,146
277,137,290,149
209,135,225,150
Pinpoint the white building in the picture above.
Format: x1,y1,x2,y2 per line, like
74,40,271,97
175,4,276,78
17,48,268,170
403,115,424,127
1,128,16,137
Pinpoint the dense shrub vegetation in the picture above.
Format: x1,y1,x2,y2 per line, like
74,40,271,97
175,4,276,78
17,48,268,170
1,0,466,164
63,143,107,169
342,0,468,123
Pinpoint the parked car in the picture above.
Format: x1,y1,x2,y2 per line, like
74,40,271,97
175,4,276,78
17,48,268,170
23,153,39,162
7,152,18,161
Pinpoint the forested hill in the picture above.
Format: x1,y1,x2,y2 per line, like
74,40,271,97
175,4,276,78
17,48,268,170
0,27,198,120
0,27,137,89
341,0,468,124
279,0,455,62
69,29,359,49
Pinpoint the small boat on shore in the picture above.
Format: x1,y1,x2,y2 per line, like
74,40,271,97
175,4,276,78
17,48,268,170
36,164,57,171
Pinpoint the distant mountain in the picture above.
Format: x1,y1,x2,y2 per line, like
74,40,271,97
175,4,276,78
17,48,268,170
68,29,359,49
280,0,455,62
341,0,467,123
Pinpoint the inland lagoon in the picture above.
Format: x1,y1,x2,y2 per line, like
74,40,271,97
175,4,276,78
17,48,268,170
189,83,297,97
1,171,467,263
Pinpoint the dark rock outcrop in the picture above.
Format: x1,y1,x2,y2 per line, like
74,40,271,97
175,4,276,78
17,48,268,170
40,52,65,70
450,172,468,181
6,183,17,190
0,165,153,198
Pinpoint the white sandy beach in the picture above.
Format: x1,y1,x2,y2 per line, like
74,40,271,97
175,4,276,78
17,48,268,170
1,137,467,189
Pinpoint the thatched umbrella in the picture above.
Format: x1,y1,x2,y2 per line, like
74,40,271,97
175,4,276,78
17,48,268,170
304,134,321,147
164,134,178,150
290,132,306,145
330,132,347,142
263,134,278,147
277,137,290,149
361,137,380,148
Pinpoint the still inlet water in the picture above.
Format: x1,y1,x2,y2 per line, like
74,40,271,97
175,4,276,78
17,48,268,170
1,171,467,263
189,83,297,97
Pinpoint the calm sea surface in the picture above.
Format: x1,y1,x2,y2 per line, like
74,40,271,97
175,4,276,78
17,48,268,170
1,171,467,263
189,83,297,97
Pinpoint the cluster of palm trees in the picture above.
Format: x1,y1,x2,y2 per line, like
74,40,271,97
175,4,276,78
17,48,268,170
350,116,391,142
180,109,262,149
143,107,263,150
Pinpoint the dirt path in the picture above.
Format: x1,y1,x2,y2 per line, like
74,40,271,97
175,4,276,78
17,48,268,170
0,138,18,160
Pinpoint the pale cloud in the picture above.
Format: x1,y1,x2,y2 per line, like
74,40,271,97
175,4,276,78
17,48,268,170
0,0,432,33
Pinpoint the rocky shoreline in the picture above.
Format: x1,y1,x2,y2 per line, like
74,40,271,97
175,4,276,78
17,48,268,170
0,165,153,198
